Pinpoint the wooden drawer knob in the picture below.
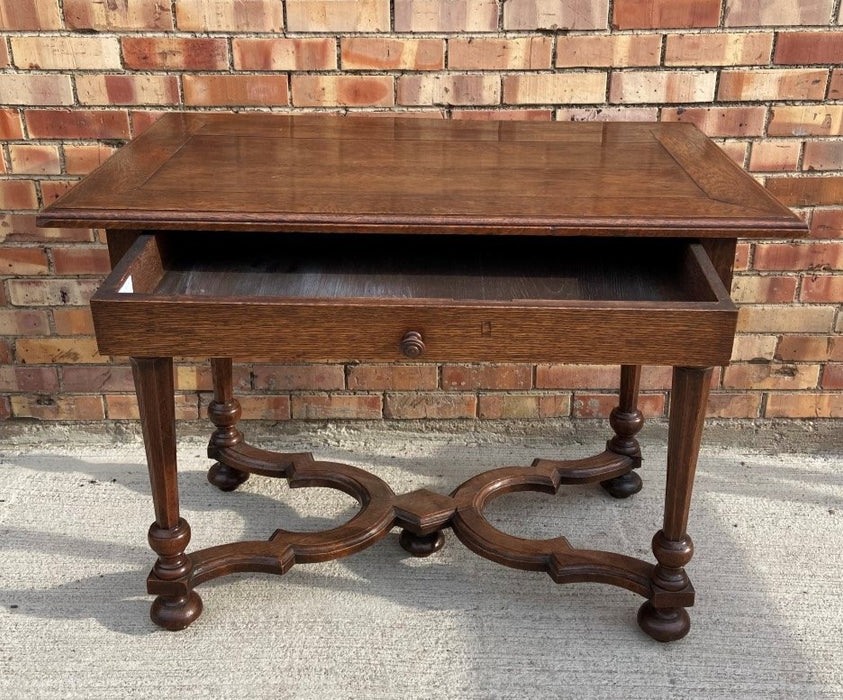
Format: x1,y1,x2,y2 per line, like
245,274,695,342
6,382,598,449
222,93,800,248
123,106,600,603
400,331,425,358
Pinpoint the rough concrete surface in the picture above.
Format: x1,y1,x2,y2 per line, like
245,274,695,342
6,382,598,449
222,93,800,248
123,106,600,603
1,423,841,699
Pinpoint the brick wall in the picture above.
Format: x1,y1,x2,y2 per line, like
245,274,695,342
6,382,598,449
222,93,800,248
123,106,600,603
1,0,841,424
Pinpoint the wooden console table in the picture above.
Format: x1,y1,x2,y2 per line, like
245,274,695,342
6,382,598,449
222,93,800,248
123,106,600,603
38,114,805,641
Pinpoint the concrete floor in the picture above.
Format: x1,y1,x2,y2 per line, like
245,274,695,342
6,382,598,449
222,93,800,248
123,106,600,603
1,423,841,699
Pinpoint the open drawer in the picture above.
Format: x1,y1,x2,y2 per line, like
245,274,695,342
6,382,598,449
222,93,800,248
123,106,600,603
91,233,737,366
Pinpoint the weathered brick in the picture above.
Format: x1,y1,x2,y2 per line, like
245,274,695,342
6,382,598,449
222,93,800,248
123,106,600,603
820,365,843,390
237,396,290,421
504,0,608,30
737,305,835,333
0,366,59,393
0,75,73,106
573,393,664,418
52,308,95,335
62,366,134,392
252,364,344,391
442,364,532,390
731,275,797,303
801,276,843,302
292,75,393,107
341,38,443,71
661,106,766,137
233,38,337,71
0,214,94,244
0,109,23,139
291,393,382,419
64,0,174,30
287,0,389,31
0,0,62,29
726,1,834,27
765,177,843,207
765,393,843,419
176,364,250,392
453,109,553,121
40,180,77,206
479,393,570,419
0,310,50,336
723,363,819,390
776,336,843,362
0,181,38,210
63,144,118,175
450,37,552,70
731,334,777,362
400,74,500,106
9,144,61,175
610,71,715,104
396,0,498,31
556,107,659,122
347,364,437,391
504,73,606,104
122,37,228,70
176,0,283,31
25,110,130,140
52,247,111,275
76,75,180,106
11,36,120,70
0,39,7,68
811,210,843,239
107,394,198,420
11,395,105,421
7,279,100,306
829,69,843,99
754,242,843,270
749,140,801,172
718,69,827,101
15,337,104,364
775,32,843,65
706,392,762,418
384,392,475,419
0,246,49,275
536,364,672,390
130,111,167,136
556,35,660,68
803,142,843,172
614,0,720,28
768,106,843,138
184,75,289,107
664,32,772,66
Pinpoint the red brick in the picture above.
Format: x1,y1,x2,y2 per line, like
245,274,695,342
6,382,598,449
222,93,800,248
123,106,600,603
122,37,228,70
0,39,7,68
664,32,772,66
0,247,49,275
776,336,843,362
384,393,475,419
61,366,134,392
108,394,198,421
811,210,843,239
341,38,444,71
573,393,664,418
610,71,715,104
233,38,337,71
63,144,118,175
503,73,606,105
723,363,820,390
0,396,10,421
613,0,720,29
0,0,62,29
803,143,843,172
51,247,111,275
731,275,797,303
0,214,94,244
236,396,290,421
176,0,283,31
11,395,105,421
706,392,761,418
9,144,61,175
347,364,437,391
765,393,843,418
292,76,394,107
556,35,660,68
7,279,100,306
25,110,130,140
15,337,104,364
0,181,38,210
176,364,250,392
396,0,498,31
52,308,95,335
536,364,672,390
0,366,59,393
556,107,659,122
287,0,389,31
442,364,532,390
801,276,843,302
184,75,289,107
0,341,11,364
718,69,827,102
76,75,180,106
726,1,834,26
775,32,843,65
504,0,608,30
717,140,749,166
40,180,77,206
661,107,767,137
400,74,500,106
130,111,167,136
252,364,344,391
821,365,843,390
0,310,50,336
0,75,73,105
64,0,174,30
765,177,843,207
451,36,552,70
830,70,843,99
768,106,843,138
753,242,843,271
749,141,801,172
479,393,570,419
0,109,23,139
291,394,382,419
453,109,553,121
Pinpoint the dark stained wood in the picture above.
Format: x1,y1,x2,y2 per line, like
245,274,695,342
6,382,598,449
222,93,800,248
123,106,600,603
206,357,249,491
39,113,807,238
601,365,645,498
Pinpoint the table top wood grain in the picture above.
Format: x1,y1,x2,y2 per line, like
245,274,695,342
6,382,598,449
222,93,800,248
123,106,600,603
38,112,805,238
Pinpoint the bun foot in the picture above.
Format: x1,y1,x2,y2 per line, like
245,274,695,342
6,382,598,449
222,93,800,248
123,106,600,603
399,529,445,557
150,591,203,631
637,601,690,642
601,471,642,499
207,462,250,492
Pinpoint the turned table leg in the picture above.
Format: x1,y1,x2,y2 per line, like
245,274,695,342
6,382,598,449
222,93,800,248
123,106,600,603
207,357,249,491
602,364,644,498
131,357,202,630
638,365,712,642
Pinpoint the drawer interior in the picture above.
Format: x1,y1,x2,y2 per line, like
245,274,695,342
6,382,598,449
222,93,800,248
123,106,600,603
103,233,730,305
